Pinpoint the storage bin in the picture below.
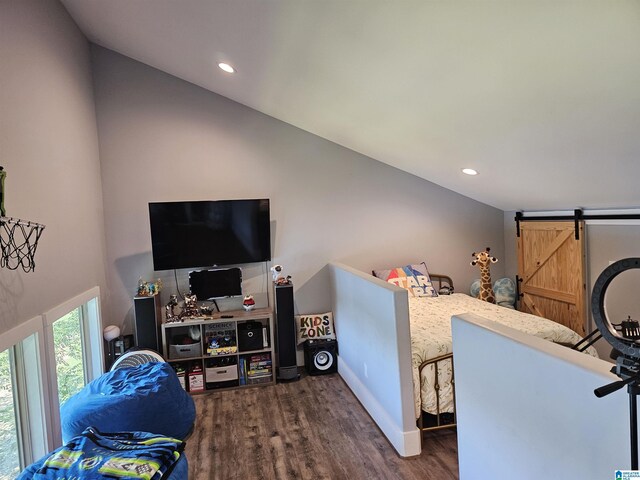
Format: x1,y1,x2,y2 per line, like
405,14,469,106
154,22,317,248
169,343,202,359
247,375,272,385
205,365,239,383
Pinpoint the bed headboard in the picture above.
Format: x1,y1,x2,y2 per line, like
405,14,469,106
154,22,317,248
429,273,454,293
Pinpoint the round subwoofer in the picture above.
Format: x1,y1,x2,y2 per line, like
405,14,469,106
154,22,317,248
304,339,338,375
314,350,334,371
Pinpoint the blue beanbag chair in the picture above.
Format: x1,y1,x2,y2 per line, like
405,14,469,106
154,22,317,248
61,362,195,444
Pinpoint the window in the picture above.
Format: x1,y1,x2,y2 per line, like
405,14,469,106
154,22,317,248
44,287,103,445
0,286,103,476
52,308,87,406
0,318,48,479
0,348,20,480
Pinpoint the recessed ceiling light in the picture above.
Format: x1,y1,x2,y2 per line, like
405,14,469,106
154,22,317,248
218,62,235,73
462,168,478,176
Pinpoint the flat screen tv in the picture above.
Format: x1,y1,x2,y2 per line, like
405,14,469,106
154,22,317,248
189,268,242,300
149,199,271,271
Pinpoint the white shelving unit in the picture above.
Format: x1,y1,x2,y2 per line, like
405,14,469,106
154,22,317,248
161,307,275,394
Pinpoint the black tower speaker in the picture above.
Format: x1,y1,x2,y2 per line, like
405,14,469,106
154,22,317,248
133,295,161,352
274,283,299,381
304,339,338,375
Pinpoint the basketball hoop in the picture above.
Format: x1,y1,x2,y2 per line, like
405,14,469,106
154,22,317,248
0,217,45,272
0,167,45,272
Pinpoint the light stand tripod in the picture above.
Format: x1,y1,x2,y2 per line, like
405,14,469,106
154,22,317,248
595,360,640,469
589,259,640,471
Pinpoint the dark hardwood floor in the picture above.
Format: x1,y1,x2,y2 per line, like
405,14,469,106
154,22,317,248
184,374,458,480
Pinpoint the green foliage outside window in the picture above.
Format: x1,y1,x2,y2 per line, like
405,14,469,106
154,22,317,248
0,309,87,478
53,308,86,407
0,349,19,479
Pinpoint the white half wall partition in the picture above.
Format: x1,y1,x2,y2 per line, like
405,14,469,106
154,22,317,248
452,313,634,479
328,262,420,457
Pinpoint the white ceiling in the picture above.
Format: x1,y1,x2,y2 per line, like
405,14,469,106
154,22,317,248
60,0,640,211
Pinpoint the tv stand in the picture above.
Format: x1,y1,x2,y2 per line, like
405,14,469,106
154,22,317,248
161,308,275,394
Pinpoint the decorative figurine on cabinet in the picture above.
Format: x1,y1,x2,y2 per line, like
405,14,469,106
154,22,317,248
270,264,292,285
242,294,256,311
271,265,284,281
137,277,162,297
165,294,179,323
182,294,199,318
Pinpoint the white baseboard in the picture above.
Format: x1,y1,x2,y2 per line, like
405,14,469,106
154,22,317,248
338,355,421,457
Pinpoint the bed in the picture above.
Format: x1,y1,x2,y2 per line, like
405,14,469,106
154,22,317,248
409,277,597,431
328,261,595,457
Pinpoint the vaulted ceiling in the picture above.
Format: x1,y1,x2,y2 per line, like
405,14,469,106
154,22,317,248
60,0,640,211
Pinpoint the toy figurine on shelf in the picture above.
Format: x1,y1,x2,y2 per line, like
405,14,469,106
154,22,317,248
271,265,284,282
137,277,148,296
276,275,292,286
182,294,199,318
242,294,256,311
270,265,292,285
137,277,162,297
165,294,179,323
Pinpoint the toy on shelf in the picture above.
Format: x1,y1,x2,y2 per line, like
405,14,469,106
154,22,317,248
205,323,237,356
271,264,292,286
165,294,179,322
243,294,256,311
182,294,199,317
137,277,162,297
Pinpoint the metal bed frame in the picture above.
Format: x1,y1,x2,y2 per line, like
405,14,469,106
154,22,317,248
369,270,458,438
416,274,457,438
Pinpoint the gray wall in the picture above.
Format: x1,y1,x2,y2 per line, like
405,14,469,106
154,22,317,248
0,0,108,333
453,313,631,479
586,224,640,358
91,46,505,332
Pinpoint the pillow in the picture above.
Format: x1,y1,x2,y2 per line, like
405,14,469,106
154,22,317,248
470,278,516,308
373,262,438,297
470,279,481,298
295,312,336,345
493,277,516,309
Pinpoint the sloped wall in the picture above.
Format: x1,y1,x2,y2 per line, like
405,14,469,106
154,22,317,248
92,46,505,331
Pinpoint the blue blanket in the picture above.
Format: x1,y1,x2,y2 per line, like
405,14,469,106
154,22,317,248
19,427,187,480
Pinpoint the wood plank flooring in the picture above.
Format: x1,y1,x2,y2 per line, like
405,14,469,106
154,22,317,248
184,374,458,480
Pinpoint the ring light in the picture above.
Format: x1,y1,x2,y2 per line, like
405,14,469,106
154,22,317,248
591,257,640,361
592,258,640,471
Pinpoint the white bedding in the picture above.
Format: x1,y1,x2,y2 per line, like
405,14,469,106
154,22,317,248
410,293,596,417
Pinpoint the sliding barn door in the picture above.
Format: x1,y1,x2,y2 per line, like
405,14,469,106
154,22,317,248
517,221,586,335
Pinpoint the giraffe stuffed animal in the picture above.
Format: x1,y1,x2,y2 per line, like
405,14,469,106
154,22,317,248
471,247,498,304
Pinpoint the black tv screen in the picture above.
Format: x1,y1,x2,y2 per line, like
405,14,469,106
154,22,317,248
149,199,271,271
189,268,242,300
